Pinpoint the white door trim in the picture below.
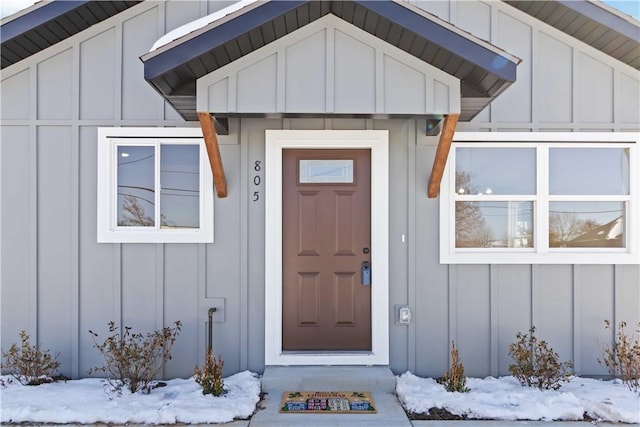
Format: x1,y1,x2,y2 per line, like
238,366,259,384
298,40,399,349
265,130,389,365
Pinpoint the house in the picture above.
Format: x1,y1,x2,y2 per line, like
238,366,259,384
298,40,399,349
1,0,638,381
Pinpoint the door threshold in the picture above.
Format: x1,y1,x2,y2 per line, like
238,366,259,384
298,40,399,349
268,351,386,366
281,351,373,356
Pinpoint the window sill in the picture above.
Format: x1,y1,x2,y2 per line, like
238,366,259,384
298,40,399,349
440,251,639,265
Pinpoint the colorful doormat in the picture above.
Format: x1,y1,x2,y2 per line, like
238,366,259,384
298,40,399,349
280,391,376,413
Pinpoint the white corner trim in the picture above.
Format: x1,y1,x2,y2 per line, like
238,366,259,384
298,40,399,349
264,130,389,365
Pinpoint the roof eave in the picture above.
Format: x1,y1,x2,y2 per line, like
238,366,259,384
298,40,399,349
1,0,142,69
141,0,521,122
504,0,640,70
142,1,308,82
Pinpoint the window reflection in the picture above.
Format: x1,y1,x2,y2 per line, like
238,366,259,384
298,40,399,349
550,148,629,195
456,201,533,248
549,202,624,248
456,148,535,195
117,146,155,227
160,145,199,229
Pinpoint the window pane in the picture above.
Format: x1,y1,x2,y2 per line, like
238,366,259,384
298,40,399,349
118,146,155,226
455,148,535,195
160,145,199,229
549,201,624,248
300,159,353,183
455,201,533,248
550,148,629,195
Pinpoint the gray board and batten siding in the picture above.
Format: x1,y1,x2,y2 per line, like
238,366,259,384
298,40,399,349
1,0,639,380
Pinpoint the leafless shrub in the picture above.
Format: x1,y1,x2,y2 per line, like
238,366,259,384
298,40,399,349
88,321,181,394
1,330,61,385
598,320,640,393
508,326,573,390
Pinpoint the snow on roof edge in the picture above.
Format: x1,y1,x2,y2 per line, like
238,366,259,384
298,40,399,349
149,0,259,52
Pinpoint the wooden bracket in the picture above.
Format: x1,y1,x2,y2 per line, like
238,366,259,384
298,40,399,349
427,113,459,198
198,112,228,198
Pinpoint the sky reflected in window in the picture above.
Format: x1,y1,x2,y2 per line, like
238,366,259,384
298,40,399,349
160,145,199,229
117,146,154,227
550,148,629,195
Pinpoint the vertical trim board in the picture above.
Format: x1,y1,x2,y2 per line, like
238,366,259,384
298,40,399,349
489,264,498,377
70,126,80,378
70,33,81,379
29,67,38,340
572,265,581,373
155,244,164,377
239,119,249,370
407,120,417,373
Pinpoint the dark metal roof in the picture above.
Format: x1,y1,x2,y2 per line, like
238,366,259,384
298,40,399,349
140,0,521,122
1,0,141,69
505,0,640,70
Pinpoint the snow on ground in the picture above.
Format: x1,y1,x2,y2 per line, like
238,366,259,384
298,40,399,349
2,371,639,424
396,372,640,424
1,371,260,425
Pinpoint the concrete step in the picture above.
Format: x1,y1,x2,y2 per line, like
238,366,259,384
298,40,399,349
250,366,410,427
261,365,396,393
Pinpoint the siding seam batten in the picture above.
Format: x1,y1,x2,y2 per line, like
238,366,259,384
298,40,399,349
325,26,334,113
70,41,81,378
240,119,249,370
156,244,164,377
448,265,456,356
197,244,206,363
407,120,417,373
531,265,540,329
531,23,539,128
572,265,581,373
114,11,125,124
29,63,38,342
490,265,498,377
113,15,124,334
157,4,165,122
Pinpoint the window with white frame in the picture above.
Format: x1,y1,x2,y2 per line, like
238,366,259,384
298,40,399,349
440,133,639,264
97,128,214,243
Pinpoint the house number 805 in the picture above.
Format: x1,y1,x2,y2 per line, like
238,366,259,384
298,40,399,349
253,160,261,201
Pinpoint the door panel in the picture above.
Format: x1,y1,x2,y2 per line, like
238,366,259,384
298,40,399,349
282,149,371,351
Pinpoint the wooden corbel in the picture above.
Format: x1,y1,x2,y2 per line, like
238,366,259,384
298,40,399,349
198,112,228,198
427,113,459,198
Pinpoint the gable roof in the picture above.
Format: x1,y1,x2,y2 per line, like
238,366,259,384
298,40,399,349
3,1,637,120
140,0,521,121
505,0,639,70
0,1,142,69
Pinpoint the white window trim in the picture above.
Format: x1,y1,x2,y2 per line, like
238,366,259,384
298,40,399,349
440,132,639,264
97,127,214,243
264,130,389,366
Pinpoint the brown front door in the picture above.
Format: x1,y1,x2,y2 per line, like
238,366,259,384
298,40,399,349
282,149,371,351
